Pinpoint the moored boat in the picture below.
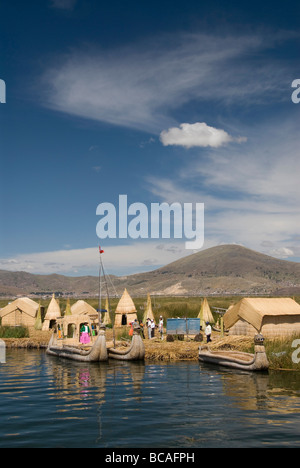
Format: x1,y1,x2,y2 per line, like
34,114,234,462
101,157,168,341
198,334,269,372
46,316,108,362
108,323,145,361
47,246,145,362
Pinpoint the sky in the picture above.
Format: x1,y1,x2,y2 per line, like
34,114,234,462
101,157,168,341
0,0,299,276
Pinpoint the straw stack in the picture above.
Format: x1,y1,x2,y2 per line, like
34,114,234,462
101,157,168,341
102,297,112,325
142,293,155,324
198,297,215,329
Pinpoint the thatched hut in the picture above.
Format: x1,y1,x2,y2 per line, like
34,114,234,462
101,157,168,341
42,294,61,331
224,298,300,338
114,288,137,326
142,293,155,324
0,297,40,327
71,300,98,316
198,297,215,329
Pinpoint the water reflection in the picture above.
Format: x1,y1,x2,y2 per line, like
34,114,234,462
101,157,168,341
1,351,300,447
199,364,300,414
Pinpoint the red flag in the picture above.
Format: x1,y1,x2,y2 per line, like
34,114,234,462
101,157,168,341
99,246,104,254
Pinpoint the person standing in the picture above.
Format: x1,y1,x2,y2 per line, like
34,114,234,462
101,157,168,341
139,320,145,339
147,318,152,339
158,316,164,340
80,322,91,344
151,319,155,338
205,321,212,343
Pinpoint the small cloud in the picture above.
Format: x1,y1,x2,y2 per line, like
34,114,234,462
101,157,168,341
139,137,156,148
50,0,77,10
92,166,101,173
160,122,247,149
271,247,294,258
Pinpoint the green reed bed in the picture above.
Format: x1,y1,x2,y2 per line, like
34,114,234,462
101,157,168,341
243,335,300,371
0,326,30,339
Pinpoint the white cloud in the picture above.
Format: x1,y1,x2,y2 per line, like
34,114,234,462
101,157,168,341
0,242,190,276
146,116,300,261
160,122,247,148
40,31,294,133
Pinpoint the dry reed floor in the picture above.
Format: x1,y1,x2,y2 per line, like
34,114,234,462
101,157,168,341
2,328,254,361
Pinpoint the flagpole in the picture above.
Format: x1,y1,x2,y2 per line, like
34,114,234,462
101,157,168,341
98,246,116,349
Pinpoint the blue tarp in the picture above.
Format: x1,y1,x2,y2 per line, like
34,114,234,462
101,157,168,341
167,318,200,335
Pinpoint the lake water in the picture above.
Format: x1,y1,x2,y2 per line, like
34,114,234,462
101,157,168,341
1,349,300,448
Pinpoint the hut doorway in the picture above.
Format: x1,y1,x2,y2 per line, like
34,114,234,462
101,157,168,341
67,323,76,338
49,320,56,330
122,314,127,326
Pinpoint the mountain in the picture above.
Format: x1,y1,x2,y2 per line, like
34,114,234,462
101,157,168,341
0,245,300,297
123,245,300,296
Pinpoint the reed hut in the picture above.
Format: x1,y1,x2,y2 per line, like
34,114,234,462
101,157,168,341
224,298,300,338
0,297,40,327
71,300,98,316
198,298,215,329
142,293,155,324
114,288,137,326
42,294,61,331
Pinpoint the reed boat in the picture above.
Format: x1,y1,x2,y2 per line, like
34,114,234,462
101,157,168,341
108,323,145,361
198,334,269,371
46,316,108,362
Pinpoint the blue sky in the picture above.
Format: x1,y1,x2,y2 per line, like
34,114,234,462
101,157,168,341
0,0,299,276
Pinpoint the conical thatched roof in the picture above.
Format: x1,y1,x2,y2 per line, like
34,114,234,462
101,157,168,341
198,297,215,327
44,294,61,320
71,300,97,316
42,294,61,331
143,293,155,323
115,288,137,315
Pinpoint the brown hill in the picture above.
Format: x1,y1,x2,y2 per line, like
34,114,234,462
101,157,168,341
0,245,299,297
123,245,300,296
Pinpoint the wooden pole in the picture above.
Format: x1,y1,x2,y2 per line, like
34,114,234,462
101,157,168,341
221,316,224,338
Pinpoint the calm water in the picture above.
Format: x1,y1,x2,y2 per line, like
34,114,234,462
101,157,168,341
1,349,300,448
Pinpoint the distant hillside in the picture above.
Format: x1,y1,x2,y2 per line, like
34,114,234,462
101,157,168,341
0,245,300,297
123,245,300,296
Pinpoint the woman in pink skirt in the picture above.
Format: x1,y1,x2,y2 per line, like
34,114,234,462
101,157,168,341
80,323,91,344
